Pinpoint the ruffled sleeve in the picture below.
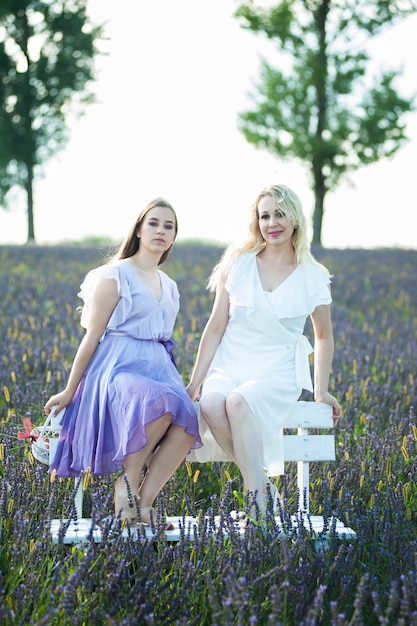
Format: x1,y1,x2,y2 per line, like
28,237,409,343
161,271,180,311
302,261,332,312
78,261,132,330
226,253,256,308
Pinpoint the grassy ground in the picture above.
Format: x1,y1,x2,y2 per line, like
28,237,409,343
1,243,417,625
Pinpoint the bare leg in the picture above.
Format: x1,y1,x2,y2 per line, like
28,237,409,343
139,424,195,523
226,392,270,516
200,393,237,462
114,413,171,523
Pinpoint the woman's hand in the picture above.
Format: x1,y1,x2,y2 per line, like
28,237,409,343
44,390,73,416
186,383,201,402
314,391,342,426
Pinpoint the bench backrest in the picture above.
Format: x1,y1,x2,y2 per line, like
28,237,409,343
284,401,335,512
186,401,335,513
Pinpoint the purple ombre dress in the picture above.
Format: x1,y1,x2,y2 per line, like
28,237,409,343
49,258,201,477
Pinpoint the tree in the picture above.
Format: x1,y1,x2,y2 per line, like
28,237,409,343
0,0,103,243
235,0,417,246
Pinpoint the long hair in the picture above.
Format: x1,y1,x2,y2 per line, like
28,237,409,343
208,184,327,291
109,198,178,266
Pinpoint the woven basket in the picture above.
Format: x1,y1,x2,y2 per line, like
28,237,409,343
31,406,65,465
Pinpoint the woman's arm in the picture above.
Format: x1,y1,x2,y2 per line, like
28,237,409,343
44,277,120,414
310,303,341,423
186,279,230,400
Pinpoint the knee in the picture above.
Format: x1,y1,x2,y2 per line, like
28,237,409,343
225,393,248,417
200,394,225,427
161,412,173,428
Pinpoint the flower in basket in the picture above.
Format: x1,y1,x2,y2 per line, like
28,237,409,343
18,417,40,443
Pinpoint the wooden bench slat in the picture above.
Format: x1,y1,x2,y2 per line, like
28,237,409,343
283,434,335,462
50,514,357,544
286,400,333,428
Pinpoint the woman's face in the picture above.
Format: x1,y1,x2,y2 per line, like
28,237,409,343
257,195,295,248
137,206,177,253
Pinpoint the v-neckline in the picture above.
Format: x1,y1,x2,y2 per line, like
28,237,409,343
127,260,163,302
255,255,299,294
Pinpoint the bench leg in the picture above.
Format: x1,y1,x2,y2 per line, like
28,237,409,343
74,477,83,519
297,426,310,513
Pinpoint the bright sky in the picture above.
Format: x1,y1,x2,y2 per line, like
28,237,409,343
1,1,416,249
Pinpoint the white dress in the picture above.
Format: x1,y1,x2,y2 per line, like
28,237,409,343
199,252,332,476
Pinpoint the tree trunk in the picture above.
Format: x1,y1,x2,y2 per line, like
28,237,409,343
312,188,324,247
26,162,35,243
311,0,329,248
312,160,326,246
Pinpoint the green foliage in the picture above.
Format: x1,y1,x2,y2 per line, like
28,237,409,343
235,0,417,245
0,0,104,241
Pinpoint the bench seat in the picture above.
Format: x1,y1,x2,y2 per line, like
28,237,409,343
49,401,356,544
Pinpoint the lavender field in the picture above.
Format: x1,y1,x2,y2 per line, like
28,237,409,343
1,243,417,625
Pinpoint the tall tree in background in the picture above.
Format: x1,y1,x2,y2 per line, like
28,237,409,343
235,0,417,246
0,0,103,242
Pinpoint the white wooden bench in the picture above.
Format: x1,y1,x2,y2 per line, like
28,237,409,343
49,401,356,543
185,400,355,541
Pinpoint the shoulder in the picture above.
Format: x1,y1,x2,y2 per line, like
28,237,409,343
228,251,257,281
225,252,257,300
158,268,176,285
81,259,133,297
91,258,130,279
101,261,132,291
299,259,331,281
299,260,332,304
229,251,256,274
107,258,131,275
78,260,132,327
159,269,179,295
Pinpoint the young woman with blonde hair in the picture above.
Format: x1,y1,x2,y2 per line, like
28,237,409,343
187,184,341,518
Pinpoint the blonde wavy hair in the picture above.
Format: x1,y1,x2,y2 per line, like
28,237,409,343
208,184,328,291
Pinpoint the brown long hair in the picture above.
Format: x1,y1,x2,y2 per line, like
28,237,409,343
110,198,178,266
